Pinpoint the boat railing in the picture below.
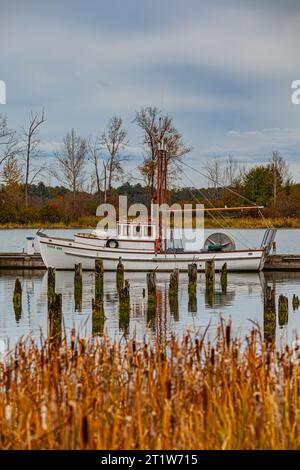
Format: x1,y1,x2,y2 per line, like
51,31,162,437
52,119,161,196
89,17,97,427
260,228,277,255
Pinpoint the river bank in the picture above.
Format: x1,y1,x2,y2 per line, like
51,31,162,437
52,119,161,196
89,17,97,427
1,217,300,230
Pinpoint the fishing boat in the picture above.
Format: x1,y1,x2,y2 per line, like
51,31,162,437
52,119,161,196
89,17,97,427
37,143,276,272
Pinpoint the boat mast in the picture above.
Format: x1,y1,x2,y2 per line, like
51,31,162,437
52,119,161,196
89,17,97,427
155,132,168,252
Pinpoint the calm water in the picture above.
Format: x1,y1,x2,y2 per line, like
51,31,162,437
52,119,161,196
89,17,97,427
0,228,300,347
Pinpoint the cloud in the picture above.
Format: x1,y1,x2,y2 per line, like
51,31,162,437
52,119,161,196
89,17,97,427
1,0,300,187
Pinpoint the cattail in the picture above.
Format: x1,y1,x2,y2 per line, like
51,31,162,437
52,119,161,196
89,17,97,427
41,404,48,431
81,415,89,446
210,347,215,366
166,380,172,400
225,322,231,350
5,404,12,423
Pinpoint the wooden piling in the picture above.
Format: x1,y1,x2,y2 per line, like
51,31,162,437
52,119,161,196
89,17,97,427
13,278,22,321
116,257,124,291
169,269,179,319
263,286,276,341
188,263,197,292
188,263,197,313
74,263,83,311
220,262,227,293
292,294,300,311
278,294,288,326
205,260,215,293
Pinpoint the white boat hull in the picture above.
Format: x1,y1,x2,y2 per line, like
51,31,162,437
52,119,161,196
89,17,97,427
37,234,265,272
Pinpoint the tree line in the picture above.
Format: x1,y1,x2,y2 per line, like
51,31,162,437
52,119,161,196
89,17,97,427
0,106,299,225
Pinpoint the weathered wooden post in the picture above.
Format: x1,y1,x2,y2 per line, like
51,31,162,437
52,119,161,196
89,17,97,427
188,263,197,313
147,271,157,325
119,280,130,334
92,259,105,335
292,294,300,311
47,267,56,307
263,285,276,341
220,262,227,294
278,294,288,327
169,269,179,320
13,278,22,321
116,257,124,292
74,263,83,311
48,293,62,345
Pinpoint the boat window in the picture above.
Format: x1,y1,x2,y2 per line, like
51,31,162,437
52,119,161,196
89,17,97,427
118,225,121,235
127,225,130,236
148,226,152,237
136,225,141,235
144,227,148,236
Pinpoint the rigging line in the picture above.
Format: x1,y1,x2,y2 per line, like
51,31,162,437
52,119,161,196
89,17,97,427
180,160,259,207
180,158,274,231
177,165,255,249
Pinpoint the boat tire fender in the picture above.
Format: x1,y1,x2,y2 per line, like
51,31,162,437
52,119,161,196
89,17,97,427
106,239,119,249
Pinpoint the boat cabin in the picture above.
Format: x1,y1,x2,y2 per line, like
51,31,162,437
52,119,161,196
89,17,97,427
117,222,157,240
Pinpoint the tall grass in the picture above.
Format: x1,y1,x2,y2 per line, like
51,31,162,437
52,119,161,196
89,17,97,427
1,323,300,450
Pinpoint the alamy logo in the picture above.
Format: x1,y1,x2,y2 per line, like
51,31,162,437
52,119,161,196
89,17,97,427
291,80,300,105
0,80,6,104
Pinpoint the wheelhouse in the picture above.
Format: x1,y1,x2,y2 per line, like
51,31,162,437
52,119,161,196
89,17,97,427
117,222,157,240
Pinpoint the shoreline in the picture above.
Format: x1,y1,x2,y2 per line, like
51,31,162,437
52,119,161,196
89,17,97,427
0,217,300,230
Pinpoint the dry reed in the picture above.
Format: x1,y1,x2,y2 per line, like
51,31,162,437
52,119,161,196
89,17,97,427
1,323,300,450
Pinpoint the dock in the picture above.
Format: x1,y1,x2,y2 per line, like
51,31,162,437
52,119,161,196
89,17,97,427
0,253,45,270
1,253,300,271
264,255,300,271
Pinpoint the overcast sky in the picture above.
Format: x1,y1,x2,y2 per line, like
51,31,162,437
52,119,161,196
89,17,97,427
1,0,300,186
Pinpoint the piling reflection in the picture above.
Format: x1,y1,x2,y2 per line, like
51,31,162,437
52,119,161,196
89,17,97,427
13,278,22,322
278,295,289,327
263,286,276,341
74,263,83,311
169,269,179,320
92,259,105,336
4,268,300,347
188,263,197,313
119,280,130,335
48,293,62,345
205,289,236,309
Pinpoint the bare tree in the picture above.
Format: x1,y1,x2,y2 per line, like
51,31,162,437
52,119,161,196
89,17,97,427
223,155,245,187
270,151,290,204
134,106,191,197
88,138,102,197
54,129,87,211
22,108,45,207
0,114,18,167
204,156,223,200
101,116,128,193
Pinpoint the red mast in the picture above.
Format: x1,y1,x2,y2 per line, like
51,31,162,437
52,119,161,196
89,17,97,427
155,138,168,252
